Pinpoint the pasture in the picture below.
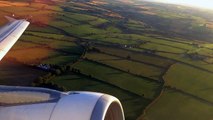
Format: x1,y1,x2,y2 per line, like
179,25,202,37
142,89,213,120
73,60,162,99
85,52,163,80
94,46,174,68
164,63,213,102
0,0,213,120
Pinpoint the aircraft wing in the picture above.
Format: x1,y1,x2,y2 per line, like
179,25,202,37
0,16,30,60
0,17,125,120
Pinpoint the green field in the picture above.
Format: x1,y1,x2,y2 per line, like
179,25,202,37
25,31,74,41
0,0,213,120
164,63,213,102
85,52,163,80
28,25,62,34
11,41,40,50
21,35,81,53
85,35,138,44
94,46,174,68
158,52,213,72
42,55,79,65
143,89,213,120
140,42,186,54
73,60,162,99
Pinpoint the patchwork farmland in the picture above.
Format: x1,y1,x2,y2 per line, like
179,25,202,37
0,0,213,120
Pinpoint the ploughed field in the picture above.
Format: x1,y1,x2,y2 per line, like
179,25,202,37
0,0,213,119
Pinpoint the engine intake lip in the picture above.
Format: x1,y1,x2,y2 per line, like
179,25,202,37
90,94,125,120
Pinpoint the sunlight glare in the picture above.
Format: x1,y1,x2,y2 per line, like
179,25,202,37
149,0,213,10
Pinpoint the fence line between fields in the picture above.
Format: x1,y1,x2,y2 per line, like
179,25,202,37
137,87,164,120
136,63,176,120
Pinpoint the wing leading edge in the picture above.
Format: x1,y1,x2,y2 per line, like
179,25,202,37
0,16,30,60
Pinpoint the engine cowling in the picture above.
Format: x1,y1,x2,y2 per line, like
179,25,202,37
0,86,125,120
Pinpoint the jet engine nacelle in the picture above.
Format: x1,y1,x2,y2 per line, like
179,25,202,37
0,86,125,120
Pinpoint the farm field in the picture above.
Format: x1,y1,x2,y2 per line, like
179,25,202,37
51,73,150,120
73,60,162,99
5,32,83,64
85,52,164,80
140,42,186,54
157,52,213,72
42,55,79,65
94,45,175,67
142,89,213,120
164,63,213,102
0,0,213,119
6,47,60,63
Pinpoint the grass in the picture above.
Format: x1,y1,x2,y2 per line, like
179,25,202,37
0,6,36,13
89,18,108,26
85,35,138,44
48,41,84,54
201,43,213,49
21,35,83,54
53,14,81,25
65,13,108,25
157,52,213,73
28,25,62,34
64,25,106,36
125,19,147,31
73,13,101,21
25,31,74,41
140,42,186,54
164,63,213,102
42,55,79,65
193,48,213,57
147,38,196,50
94,46,174,68
0,1,213,120
73,60,162,99
99,34,187,45
11,41,40,50
104,33,195,52
85,52,163,80
0,1,29,7
6,47,59,63
105,26,122,33
143,89,213,120
51,73,150,120
29,3,63,12
50,13,108,36
20,35,50,45
0,2,57,24
204,58,213,64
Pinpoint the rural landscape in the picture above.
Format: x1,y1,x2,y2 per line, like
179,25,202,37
0,0,213,119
